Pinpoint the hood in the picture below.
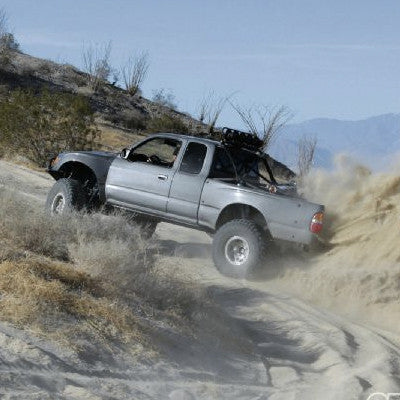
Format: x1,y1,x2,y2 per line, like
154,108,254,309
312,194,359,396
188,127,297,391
63,150,117,158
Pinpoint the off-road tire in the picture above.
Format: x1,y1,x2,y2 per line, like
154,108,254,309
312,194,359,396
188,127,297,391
45,178,87,215
212,219,267,278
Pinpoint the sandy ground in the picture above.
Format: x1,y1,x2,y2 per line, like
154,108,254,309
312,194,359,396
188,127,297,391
1,159,400,399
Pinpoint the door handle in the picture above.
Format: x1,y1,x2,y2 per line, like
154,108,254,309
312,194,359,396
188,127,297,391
158,174,168,181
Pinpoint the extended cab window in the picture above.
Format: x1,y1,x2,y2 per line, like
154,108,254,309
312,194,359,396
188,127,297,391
210,146,277,184
179,142,207,174
129,137,181,168
209,146,237,179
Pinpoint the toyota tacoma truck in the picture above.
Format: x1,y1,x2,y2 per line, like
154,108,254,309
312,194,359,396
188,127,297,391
46,128,324,278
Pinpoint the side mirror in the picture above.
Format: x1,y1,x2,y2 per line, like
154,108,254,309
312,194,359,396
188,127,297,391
120,148,130,160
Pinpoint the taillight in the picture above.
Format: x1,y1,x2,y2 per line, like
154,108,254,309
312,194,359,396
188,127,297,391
310,212,324,233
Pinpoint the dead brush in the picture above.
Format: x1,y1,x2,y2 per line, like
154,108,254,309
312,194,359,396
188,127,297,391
0,188,204,314
68,231,207,321
0,190,71,260
0,188,211,347
0,258,146,347
0,189,154,262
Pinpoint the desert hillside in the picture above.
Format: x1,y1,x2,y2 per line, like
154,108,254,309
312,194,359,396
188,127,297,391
0,49,204,133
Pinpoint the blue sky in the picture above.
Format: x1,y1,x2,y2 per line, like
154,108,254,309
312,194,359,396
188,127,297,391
2,0,400,126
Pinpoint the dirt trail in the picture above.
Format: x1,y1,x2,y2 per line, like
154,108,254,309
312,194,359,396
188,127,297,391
1,158,400,399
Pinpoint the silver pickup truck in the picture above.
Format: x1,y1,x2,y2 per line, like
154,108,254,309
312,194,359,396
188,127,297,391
46,128,324,278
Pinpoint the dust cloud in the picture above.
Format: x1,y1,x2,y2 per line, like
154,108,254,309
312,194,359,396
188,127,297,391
264,154,400,334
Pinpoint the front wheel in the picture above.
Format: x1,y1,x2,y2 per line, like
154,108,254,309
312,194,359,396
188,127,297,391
45,178,87,215
212,219,267,278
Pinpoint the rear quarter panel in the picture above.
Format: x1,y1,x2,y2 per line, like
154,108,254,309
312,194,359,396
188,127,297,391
199,179,324,245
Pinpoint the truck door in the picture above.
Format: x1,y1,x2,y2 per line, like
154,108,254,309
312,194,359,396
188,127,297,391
106,137,182,213
167,141,211,224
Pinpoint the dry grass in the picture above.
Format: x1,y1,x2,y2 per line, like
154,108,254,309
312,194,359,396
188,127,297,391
0,188,208,353
0,154,42,170
0,259,148,356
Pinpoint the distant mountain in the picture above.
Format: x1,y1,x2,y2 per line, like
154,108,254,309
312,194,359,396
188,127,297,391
270,114,400,171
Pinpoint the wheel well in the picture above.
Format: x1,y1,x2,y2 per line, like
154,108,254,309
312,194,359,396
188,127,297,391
216,204,267,231
57,162,98,189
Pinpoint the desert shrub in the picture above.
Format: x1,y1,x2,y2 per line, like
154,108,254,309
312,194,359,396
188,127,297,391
121,52,149,96
116,110,147,130
81,41,112,90
0,189,145,262
0,190,71,260
231,103,292,150
0,189,206,321
297,134,317,178
146,113,188,134
197,92,229,133
0,32,18,51
0,8,19,67
71,72,88,88
37,62,52,75
0,258,146,348
0,88,100,166
152,88,177,110
0,190,148,347
103,107,147,131
70,235,204,319
106,115,147,131
124,115,147,130
66,215,204,318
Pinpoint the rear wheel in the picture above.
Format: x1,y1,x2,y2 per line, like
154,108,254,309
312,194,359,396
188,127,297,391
45,178,87,215
212,219,267,278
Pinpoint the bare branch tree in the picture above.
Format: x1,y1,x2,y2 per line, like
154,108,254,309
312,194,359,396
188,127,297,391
207,96,227,133
197,93,211,123
82,41,112,90
152,88,177,110
0,8,7,38
197,91,234,133
297,134,317,178
110,68,120,86
121,52,149,96
231,103,292,150
0,8,18,66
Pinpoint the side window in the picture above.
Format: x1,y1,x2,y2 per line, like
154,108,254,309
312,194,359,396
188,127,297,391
129,137,181,168
210,147,236,178
179,142,207,174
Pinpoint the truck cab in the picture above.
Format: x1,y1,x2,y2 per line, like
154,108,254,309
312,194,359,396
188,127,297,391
105,134,216,228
